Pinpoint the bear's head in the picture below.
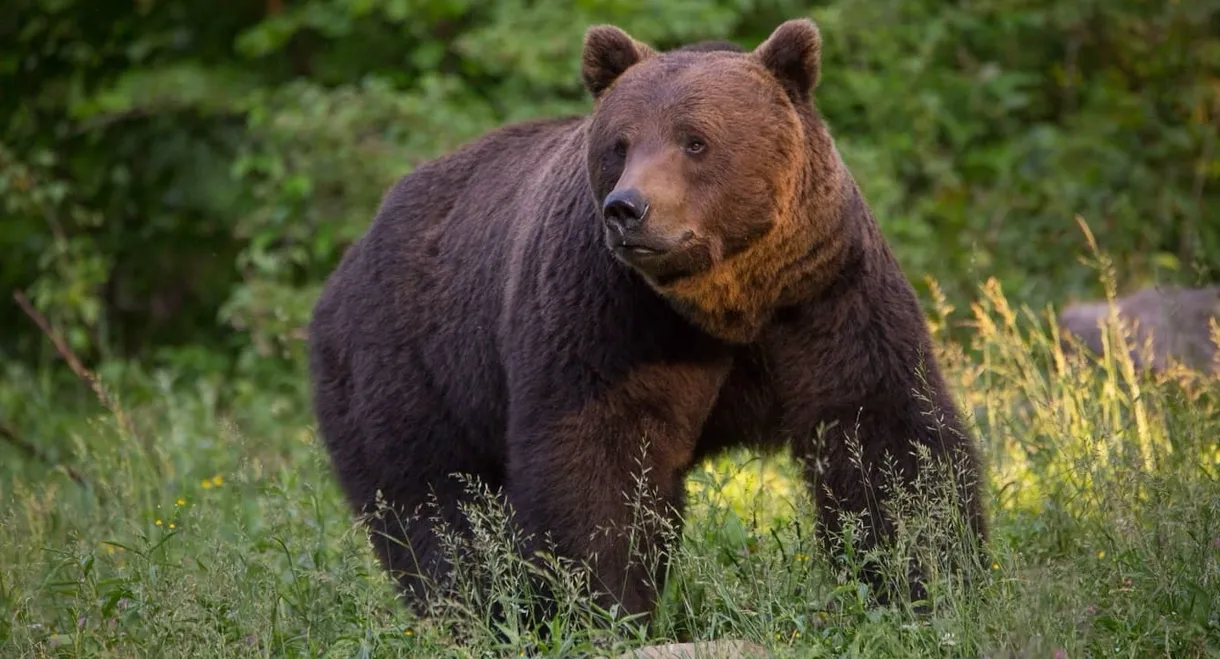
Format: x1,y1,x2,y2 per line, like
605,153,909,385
582,19,852,343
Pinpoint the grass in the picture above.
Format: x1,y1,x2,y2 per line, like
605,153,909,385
2,267,1219,658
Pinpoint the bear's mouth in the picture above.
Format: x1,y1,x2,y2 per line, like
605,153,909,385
606,229,694,259
607,233,671,258
605,230,713,285
620,243,662,256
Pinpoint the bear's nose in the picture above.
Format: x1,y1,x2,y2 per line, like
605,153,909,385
602,188,649,232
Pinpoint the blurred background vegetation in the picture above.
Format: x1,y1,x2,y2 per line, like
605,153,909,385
2,4,1219,654
2,0,1218,399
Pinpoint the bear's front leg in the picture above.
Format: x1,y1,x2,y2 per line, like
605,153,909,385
502,356,730,622
796,390,987,605
765,274,988,605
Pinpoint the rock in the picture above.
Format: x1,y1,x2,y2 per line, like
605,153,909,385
608,640,772,659
1057,285,1220,373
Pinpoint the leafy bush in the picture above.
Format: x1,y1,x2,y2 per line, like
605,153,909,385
2,0,1217,377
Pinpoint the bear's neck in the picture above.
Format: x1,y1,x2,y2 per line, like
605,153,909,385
658,130,863,344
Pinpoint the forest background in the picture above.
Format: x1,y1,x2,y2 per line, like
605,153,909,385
2,1,1219,657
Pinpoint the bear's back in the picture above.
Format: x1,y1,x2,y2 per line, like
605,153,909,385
309,114,594,457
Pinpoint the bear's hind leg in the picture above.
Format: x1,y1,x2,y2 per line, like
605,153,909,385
326,393,506,616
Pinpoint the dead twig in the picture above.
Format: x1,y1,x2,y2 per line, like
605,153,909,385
12,290,152,470
14,291,112,408
0,419,90,489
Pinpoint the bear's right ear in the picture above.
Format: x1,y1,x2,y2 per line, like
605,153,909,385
581,25,656,100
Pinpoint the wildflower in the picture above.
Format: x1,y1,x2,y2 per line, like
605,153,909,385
201,480,212,490
176,498,186,507
404,628,414,637
169,523,176,530
795,553,809,562
1096,550,1105,559
992,562,1000,571
212,474,224,486
155,519,163,526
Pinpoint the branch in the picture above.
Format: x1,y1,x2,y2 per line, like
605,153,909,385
0,419,89,489
12,290,144,450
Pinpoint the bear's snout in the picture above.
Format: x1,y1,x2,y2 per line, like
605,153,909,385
602,189,694,266
602,187,694,265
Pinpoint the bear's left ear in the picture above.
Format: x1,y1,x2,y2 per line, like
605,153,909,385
582,25,656,100
753,19,822,102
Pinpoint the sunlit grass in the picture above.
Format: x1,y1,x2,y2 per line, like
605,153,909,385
2,257,1219,657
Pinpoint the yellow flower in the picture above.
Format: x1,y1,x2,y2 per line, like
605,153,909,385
403,628,414,637
201,480,212,489
176,498,186,506
169,523,176,529
212,475,224,487
992,562,1000,571
1097,550,1106,559
155,519,163,526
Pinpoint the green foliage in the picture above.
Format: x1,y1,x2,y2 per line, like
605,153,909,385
816,0,1220,308
2,4,1220,652
2,0,1217,374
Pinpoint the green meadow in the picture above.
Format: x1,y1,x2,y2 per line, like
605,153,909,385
4,266,1218,657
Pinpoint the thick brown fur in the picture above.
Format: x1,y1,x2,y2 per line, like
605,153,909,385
308,19,988,626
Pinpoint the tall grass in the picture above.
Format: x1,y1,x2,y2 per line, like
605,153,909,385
2,262,1218,658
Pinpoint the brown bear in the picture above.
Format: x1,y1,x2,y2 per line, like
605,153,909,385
308,18,988,624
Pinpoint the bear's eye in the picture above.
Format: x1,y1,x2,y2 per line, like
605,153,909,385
613,138,629,158
684,137,707,156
